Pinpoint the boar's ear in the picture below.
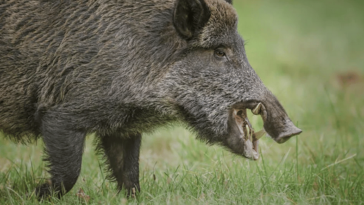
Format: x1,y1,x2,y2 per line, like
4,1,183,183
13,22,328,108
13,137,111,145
225,0,232,4
173,0,211,40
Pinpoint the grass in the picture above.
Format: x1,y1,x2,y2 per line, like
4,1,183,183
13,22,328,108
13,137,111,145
1,0,364,204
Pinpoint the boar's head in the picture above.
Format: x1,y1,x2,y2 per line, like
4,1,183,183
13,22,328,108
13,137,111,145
159,0,302,160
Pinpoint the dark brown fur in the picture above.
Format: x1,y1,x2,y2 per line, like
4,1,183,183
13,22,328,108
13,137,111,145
0,0,301,198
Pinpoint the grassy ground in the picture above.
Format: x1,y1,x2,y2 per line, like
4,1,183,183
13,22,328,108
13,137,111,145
1,0,364,204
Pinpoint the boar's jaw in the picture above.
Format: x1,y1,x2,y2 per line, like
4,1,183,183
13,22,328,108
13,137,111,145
227,108,261,160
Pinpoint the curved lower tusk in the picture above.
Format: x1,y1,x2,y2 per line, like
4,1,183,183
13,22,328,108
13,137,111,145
254,129,266,140
252,103,262,115
245,125,252,141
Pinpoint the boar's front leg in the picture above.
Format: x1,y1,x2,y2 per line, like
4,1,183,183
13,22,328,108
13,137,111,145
98,133,141,197
36,112,86,199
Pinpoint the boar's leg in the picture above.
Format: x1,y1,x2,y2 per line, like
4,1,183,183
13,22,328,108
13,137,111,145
36,112,86,199
98,133,141,197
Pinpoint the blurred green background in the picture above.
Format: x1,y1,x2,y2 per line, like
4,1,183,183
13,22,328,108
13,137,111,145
1,0,363,204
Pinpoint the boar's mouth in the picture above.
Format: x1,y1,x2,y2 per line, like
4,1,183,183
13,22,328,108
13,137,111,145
229,101,302,160
230,107,263,160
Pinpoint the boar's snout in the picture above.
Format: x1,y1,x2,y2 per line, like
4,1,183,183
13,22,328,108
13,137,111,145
254,90,302,144
274,120,302,144
262,111,302,144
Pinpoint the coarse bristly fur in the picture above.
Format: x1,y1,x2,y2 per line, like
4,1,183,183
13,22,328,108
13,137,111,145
0,0,301,199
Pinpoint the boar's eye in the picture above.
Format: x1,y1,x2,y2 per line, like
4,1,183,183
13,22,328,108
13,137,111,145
214,49,226,59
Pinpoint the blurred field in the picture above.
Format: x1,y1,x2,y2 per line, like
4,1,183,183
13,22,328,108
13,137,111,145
1,0,363,204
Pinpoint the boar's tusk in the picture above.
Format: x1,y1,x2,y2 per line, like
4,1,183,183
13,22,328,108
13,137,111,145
245,125,252,142
254,129,266,140
252,103,262,115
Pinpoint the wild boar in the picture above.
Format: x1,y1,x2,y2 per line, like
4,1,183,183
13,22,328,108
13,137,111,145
0,0,301,198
